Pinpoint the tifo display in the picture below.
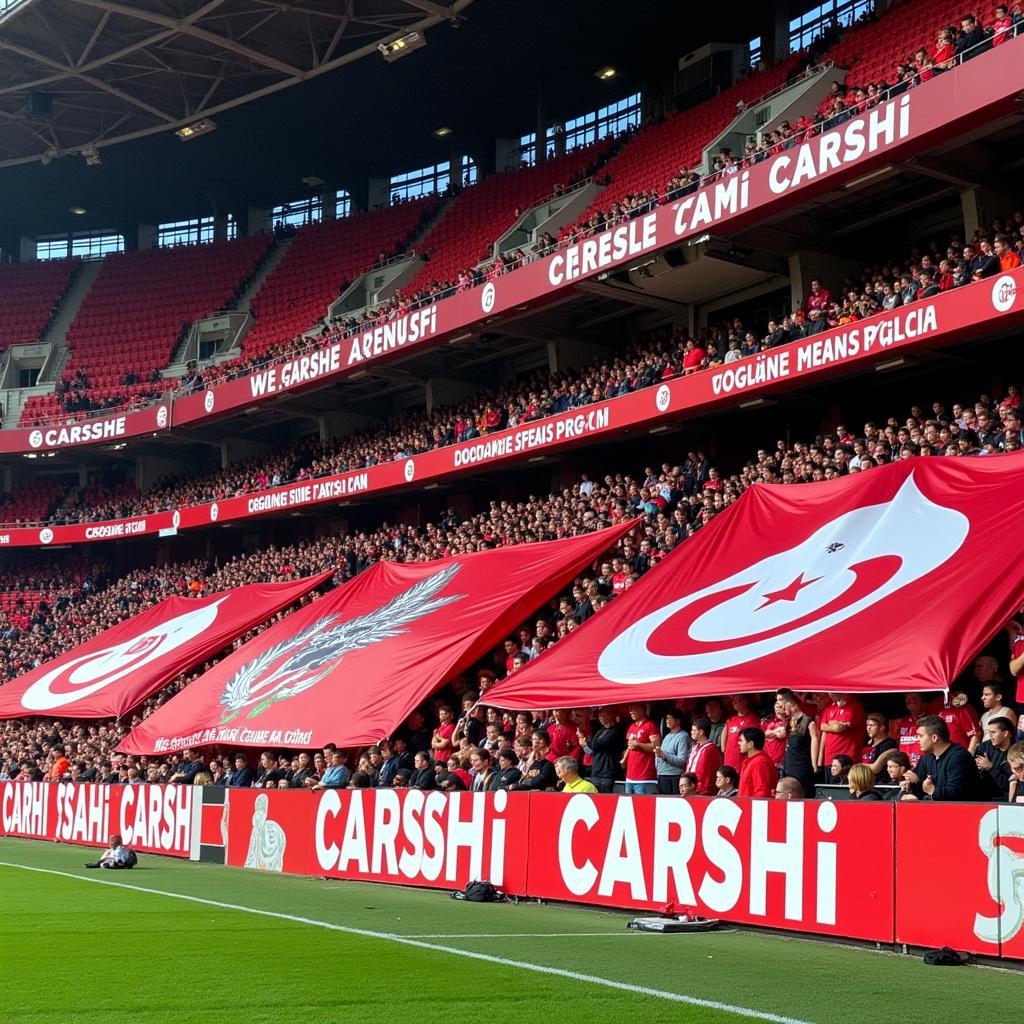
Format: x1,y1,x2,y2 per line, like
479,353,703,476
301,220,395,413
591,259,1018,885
5,4,1024,1003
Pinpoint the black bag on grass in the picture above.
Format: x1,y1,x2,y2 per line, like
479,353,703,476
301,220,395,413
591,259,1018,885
923,946,972,966
450,881,499,902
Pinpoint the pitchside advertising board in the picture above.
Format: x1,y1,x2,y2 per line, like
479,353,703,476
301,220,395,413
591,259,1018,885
1,266,1023,551
0,781,195,858
0,39,1021,462
5,781,1021,959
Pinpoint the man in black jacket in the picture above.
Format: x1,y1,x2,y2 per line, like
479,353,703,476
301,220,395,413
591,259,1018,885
509,731,556,791
954,13,988,60
226,753,254,787
975,717,1015,800
487,748,522,790
582,708,625,793
901,715,979,800
410,751,437,790
168,749,207,785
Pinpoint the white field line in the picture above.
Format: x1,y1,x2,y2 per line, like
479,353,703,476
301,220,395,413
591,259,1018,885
0,861,814,1024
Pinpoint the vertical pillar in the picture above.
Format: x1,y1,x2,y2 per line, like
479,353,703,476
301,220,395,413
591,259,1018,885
213,212,229,241
535,90,547,165
960,188,980,242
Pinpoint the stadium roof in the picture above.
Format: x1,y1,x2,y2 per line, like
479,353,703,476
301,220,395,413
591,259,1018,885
0,0,761,238
0,0,475,167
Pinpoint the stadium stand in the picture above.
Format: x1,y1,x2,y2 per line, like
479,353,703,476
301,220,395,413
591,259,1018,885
230,199,436,369
402,139,613,296
0,259,78,353
2,3,1024,801
18,235,271,426
7,205,1019,529
0,477,65,526
2,362,1023,795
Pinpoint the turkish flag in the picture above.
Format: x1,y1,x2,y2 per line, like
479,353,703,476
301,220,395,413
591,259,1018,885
0,572,334,720
484,456,1024,709
118,520,637,754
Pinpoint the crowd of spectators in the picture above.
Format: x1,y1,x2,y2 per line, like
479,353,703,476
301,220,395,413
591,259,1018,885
4,360,1024,801
12,207,1022,530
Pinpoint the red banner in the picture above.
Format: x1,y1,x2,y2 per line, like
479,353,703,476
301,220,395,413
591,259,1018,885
895,801,1024,958
0,573,333,720
0,780,195,857
0,401,171,454
2,266,1023,551
0,41,1020,458
118,522,636,754
485,454,1024,708
525,792,892,941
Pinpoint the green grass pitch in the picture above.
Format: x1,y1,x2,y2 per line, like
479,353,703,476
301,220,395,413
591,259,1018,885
0,836,1018,1024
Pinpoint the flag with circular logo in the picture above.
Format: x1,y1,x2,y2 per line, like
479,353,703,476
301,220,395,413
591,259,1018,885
117,520,637,754
485,455,1024,708
0,572,334,720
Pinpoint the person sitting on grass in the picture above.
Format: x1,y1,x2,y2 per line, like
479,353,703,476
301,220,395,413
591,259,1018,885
85,834,136,870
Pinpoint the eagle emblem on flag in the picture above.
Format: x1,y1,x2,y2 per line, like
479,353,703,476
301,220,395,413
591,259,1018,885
219,564,463,721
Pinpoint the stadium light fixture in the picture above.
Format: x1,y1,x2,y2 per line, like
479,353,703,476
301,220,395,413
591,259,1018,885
81,144,101,167
433,126,452,138
378,31,426,62
595,66,618,81
69,206,86,216
176,118,217,142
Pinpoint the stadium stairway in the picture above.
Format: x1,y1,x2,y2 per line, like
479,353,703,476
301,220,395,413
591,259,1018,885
36,260,103,385
176,235,295,367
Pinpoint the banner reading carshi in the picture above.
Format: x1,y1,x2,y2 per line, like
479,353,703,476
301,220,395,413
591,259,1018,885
484,454,1024,709
118,520,638,755
0,572,335,721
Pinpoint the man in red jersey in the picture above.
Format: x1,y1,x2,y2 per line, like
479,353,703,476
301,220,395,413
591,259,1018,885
818,692,865,781
936,693,981,753
890,692,928,767
721,694,760,770
620,702,660,795
685,716,722,796
546,708,582,761
738,728,777,798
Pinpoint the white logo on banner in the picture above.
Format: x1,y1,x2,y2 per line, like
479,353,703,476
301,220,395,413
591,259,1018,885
404,459,415,482
974,807,1024,944
20,599,227,710
655,384,671,412
219,564,463,721
210,502,219,522
204,390,215,413
598,473,968,681
172,510,181,529
244,793,286,872
156,405,169,428
481,282,496,313
38,528,53,545
28,430,43,449
992,275,1018,313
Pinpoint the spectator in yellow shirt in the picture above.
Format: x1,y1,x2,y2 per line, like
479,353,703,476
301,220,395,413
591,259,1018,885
555,756,597,794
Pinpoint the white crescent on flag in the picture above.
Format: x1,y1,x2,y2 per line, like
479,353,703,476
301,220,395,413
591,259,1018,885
20,599,228,711
597,473,968,682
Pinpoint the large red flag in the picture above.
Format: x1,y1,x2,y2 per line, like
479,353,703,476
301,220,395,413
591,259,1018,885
0,572,334,720
483,455,1024,709
118,520,637,754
